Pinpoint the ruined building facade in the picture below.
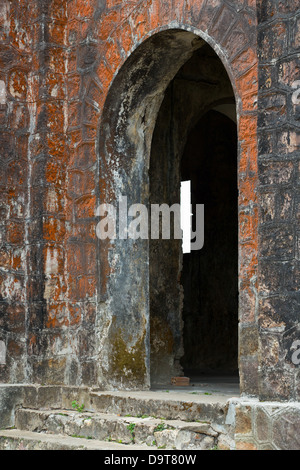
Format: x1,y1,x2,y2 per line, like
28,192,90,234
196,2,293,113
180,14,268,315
0,0,300,417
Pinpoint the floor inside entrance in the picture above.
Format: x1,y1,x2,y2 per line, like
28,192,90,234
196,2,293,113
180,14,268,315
151,375,240,400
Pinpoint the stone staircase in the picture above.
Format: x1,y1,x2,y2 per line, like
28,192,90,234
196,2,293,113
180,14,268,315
0,386,236,450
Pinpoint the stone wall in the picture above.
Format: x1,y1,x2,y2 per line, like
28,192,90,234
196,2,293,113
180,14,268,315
0,0,41,383
231,398,300,450
257,0,300,400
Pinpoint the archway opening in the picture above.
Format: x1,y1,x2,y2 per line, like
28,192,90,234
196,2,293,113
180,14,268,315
149,43,239,387
99,29,240,391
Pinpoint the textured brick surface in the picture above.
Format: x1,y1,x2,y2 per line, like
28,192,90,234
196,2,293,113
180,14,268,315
257,0,300,400
233,398,300,450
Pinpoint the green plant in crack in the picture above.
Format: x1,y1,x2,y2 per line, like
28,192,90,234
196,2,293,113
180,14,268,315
154,423,166,433
127,423,136,442
72,400,85,413
71,434,93,440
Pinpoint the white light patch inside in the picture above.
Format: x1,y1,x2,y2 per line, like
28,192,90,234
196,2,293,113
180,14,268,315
181,180,192,254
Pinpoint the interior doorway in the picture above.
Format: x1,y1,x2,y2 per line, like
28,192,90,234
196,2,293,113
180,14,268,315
149,43,239,386
180,110,238,378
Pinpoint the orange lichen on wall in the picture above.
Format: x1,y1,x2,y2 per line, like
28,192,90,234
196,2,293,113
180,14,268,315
0,0,263,392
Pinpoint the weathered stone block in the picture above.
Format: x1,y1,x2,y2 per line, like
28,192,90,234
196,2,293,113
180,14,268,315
235,405,252,434
255,407,270,443
273,410,300,450
0,385,26,428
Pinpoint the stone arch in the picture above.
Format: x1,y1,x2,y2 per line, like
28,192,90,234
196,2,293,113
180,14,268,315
92,4,258,391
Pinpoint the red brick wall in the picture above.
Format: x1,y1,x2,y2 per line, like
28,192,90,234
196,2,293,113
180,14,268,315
0,0,35,382
1,0,262,393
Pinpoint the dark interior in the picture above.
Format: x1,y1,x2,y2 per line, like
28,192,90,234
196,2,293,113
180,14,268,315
180,110,239,376
149,43,239,385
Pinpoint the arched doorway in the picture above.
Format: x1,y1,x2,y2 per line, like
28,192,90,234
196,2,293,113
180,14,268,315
149,43,238,386
98,29,241,390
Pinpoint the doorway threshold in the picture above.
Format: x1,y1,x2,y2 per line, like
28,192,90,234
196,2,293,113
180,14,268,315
151,375,240,399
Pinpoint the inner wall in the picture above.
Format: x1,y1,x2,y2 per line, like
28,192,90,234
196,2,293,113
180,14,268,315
149,44,238,386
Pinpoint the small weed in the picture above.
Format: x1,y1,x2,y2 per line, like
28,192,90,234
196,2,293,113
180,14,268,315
71,434,93,440
72,400,85,413
127,423,136,442
154,423,166,433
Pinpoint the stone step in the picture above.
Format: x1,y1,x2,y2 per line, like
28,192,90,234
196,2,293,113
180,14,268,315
14,408,222,450
0,429,150,451
89,390,229,426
